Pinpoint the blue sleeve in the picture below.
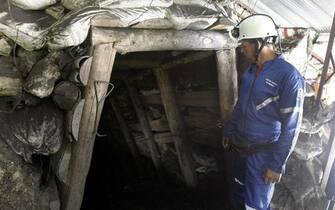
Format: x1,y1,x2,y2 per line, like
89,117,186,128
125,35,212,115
269,72,305,174
222,98,242,137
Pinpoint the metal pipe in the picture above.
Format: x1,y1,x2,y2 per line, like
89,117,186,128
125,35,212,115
315,12,335,107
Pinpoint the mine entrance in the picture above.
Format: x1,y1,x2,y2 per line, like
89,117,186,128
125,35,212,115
81,51,231,210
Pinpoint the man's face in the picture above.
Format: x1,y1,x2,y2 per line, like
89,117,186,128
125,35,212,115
240,40,256,63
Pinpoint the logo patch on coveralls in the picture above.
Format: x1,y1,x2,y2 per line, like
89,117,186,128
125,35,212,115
265,78,278,88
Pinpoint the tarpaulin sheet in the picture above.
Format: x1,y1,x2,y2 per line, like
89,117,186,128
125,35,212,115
0,0,228,50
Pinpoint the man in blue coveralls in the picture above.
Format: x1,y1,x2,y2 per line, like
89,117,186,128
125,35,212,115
222,14,305,210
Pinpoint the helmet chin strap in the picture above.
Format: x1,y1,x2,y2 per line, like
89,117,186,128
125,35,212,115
254,37,269,64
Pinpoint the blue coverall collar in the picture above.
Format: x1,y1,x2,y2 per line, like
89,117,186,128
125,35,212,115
249,54,283,73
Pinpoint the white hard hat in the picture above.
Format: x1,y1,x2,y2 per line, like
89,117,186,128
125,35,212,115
231,14,278,42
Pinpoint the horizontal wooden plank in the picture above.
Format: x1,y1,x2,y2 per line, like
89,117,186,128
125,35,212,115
154,131,221,148
150,118,170,132
142,90,219,107
154,132,174,144
92,27,235,53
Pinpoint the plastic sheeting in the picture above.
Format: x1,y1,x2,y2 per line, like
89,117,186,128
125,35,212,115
237,0,335,32
0,1,55,50
47,7,167,49
0,0,227,50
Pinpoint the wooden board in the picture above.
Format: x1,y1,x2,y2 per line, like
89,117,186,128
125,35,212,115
91,28,234,53
155,68,197,187
64,44,116,210
215,49,238,124
142,90,219,107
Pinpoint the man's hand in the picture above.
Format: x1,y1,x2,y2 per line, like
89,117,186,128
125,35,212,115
222,137,230,149
263,168,282,184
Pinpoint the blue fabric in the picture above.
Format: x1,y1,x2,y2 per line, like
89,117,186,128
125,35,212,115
223,54,305,174
231,150,274,210
223,55,305,208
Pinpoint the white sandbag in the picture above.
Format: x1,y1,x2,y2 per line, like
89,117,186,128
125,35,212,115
61,0,95,10
10,0,57,10
99,0,173,9
47,7,166,49
47,3,226,49
168,3,221,30
0,1,55,50
173,0,223,12
62,0,172,11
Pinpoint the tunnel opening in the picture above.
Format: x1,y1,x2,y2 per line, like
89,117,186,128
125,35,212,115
80,50,232,210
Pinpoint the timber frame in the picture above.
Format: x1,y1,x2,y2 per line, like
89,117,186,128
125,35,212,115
62,16,238,210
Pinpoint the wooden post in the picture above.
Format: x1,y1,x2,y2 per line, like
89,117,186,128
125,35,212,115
154,68,197,188
215,49,238,124
124,80,163,176
215,48,238,208
63,43,116,210
110,97,141,163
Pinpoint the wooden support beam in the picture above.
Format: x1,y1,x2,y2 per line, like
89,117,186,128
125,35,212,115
114,50,212,72
110,97,141,163
155,68,197,188
91,16,233,31
215,49,238,124
154,132,174,144
91,16,174,29
63,43,116,210
215,48,238,209
91,28,235,53
115,59,163,70
124,80,163,177
149,115,219,132
142,90,219,107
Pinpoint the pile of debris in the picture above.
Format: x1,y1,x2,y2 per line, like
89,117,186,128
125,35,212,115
270,32,334,209
0,44,92,209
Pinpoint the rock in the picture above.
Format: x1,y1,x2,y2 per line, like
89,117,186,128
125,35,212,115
303,187,327,210
52,81,81,110
0,103,64,162
300,106,334,134
22,92,43,107
307,158,323,184
17,48,47,77
24,52,61,98
294,133,323,160
283,156,316,201
271,183,290,209
193,153,218,174
0,139,42,210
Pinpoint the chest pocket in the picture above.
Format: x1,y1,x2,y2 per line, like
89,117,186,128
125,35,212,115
253,78,280,111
